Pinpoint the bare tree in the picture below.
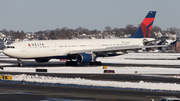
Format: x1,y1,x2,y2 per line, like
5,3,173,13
112,28,121,37
49,30,56,39
104,26,111,32
125,24,137,35
167,27,178,35
150,26,162,38
11,30,24,39
1,29,9,36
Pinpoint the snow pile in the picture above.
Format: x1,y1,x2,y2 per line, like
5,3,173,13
2,74,178,92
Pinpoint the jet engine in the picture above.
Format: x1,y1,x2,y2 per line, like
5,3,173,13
35,58,50,63
157,39,167,51
143,39,156,46
143,39,156,51
76,53,94,63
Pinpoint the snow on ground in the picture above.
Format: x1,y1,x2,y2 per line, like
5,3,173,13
10,74,180,92
120,52,180,58
2,66,180,74
99,58,180,65
97,52,180,65
1,52,180,92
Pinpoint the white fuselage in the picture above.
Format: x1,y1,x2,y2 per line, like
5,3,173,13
3,38,154,59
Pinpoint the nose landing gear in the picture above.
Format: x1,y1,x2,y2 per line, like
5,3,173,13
17,58,23,67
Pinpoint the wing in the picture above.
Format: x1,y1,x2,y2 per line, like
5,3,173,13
66,45,167,55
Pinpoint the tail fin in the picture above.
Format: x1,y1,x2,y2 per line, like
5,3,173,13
129,11,156,38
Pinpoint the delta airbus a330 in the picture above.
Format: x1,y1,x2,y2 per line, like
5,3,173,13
3,11,166,66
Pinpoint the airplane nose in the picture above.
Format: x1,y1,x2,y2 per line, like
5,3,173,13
3,49,8,56
3,49,12,57
3,47,21,58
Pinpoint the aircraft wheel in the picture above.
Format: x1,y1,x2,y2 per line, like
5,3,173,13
90,61,102,65
17,59,23,67
90,62,95,65
66,61,77,66
96,61,102,65
18,63,23,67
73,61,77,66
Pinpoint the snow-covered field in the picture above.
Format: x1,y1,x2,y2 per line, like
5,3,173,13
1,52,180,92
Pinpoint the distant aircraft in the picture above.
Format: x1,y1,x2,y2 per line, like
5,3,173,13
3,11,167,66
0,38,12,50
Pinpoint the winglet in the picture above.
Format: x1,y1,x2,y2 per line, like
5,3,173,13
129,11,156,38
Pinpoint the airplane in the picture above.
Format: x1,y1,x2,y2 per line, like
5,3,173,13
3,11,167,66
0,38,13,50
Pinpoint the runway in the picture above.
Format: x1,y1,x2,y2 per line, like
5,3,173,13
1,83,180,101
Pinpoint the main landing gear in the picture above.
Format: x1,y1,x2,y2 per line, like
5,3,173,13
90,57,102,65
66,61,77,66
65,61,102,66
90,61,102,65
17,58,23,67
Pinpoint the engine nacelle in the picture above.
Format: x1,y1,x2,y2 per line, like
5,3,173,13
143,39,156,52
76,53,94,63
35,58,50,63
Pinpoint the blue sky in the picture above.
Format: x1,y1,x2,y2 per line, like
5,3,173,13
0,0,180,32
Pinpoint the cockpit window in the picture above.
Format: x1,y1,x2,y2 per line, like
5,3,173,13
6,46,15,48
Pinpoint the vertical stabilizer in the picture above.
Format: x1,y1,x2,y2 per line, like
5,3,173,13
129,11,156,38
